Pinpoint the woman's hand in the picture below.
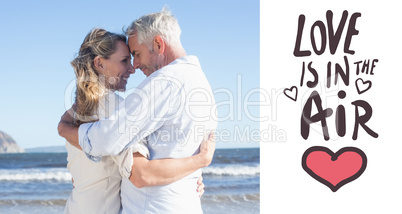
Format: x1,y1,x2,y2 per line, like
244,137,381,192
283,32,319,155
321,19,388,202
197,176,205,198
198,131,216,167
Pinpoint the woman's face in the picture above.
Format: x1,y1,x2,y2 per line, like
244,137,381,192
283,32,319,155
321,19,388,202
100,41,135,91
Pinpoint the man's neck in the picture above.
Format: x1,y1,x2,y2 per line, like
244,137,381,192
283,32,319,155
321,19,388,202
165,46,186,65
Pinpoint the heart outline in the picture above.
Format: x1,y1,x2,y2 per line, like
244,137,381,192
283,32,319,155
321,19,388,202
355,78,372,94
284,86,298,101
301,146,367,192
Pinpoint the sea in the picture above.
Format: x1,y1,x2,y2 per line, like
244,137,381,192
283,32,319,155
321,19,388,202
0,148,260,214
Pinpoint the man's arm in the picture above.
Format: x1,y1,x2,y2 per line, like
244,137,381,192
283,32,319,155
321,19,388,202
74,77,178,158
58,108,81,150
129,132,215,188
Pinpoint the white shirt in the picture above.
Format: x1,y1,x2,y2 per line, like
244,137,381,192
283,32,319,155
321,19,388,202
79,55,217,213
64,91,149,214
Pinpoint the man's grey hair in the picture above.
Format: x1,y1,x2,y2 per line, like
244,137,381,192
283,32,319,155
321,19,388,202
125,7,182,50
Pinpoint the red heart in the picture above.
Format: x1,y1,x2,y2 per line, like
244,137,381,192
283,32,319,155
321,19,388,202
302,146,367,192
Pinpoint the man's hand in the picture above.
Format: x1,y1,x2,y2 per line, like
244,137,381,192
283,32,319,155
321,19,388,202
198,131,216,167
58,107,75,130
57,106,81,150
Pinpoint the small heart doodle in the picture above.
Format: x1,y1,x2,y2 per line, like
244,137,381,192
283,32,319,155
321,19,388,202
284,86,298,101
302,146,367,192
355,78,372,94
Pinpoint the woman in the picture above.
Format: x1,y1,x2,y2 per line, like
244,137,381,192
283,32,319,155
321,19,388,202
62,28,214,214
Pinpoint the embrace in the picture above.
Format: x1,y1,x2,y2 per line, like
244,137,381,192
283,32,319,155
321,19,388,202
58,8,217,214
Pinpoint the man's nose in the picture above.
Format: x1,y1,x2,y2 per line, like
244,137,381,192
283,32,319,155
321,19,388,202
133,58,140,69
128,63,135,74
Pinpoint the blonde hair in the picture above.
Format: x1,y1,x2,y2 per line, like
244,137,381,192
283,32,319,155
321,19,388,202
71,28,126,125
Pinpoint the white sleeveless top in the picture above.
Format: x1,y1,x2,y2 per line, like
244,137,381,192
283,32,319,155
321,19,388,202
64,91,149,214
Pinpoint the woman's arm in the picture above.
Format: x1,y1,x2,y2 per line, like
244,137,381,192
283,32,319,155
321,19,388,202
129,132,215,188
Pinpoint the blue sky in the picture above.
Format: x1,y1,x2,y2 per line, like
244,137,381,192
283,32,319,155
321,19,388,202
0,0,259,149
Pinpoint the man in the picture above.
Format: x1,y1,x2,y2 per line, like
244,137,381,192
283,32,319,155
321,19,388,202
59,9,217,213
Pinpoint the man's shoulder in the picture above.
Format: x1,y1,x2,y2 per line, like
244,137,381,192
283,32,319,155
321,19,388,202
135,55,205,92
161,55,201,72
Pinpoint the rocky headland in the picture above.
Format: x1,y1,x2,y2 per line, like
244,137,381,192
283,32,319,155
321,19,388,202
0,131,25,153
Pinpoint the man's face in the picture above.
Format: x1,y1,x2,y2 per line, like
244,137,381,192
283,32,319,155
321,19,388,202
128,34,164,77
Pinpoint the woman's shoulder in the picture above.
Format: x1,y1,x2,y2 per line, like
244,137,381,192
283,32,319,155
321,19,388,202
98,90,124,118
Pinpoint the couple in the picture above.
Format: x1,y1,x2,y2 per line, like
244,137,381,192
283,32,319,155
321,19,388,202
58,9,217,214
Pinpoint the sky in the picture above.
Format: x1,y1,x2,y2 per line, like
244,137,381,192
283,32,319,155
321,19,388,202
0,0,260,149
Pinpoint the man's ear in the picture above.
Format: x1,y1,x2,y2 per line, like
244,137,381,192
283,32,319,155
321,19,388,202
152,35,165,54
93,56,104,71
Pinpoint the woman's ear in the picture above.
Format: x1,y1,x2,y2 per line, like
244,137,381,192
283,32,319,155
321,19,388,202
152,35,165,54
93,56,104,71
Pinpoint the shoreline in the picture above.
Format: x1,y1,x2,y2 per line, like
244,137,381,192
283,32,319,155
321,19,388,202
0,193,260,214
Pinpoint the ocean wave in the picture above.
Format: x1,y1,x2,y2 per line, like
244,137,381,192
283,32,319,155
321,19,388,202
202,165,260,176
0,199,67,206
0,168,71,182
201,193,260,214
0,164,260,181
202,193,260,204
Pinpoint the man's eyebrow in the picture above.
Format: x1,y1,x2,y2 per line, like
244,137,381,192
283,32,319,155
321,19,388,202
131,50,140,56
